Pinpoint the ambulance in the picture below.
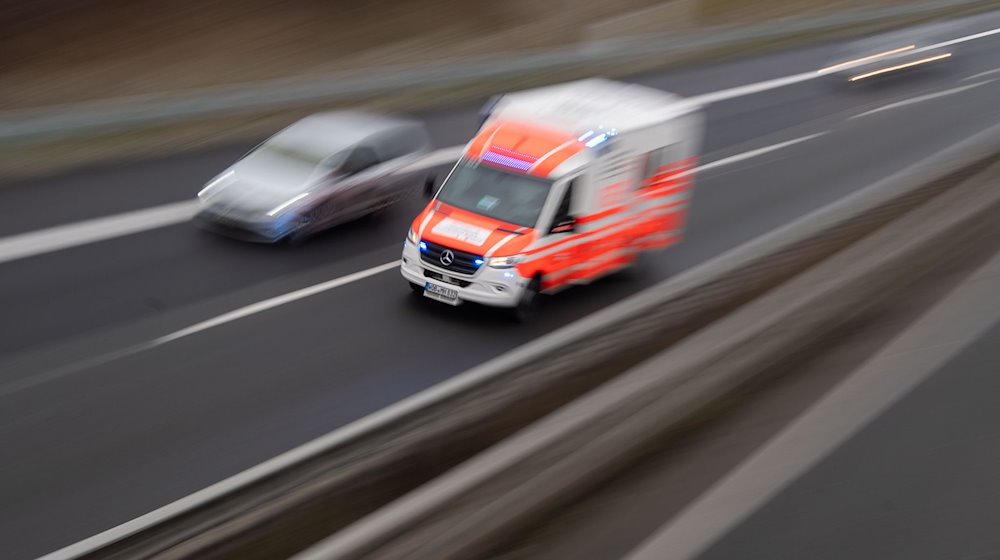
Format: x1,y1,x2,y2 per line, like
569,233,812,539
401,78,705,319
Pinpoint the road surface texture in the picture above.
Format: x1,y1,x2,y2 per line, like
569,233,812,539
2,11,1000,559
490,222,1000,560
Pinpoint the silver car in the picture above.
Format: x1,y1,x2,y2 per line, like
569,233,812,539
195,111,434,243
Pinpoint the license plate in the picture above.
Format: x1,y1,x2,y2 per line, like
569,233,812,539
424,282,460,305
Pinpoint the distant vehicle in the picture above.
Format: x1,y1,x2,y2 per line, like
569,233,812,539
195,111,433,243
401,78,705,320
818,30,953,83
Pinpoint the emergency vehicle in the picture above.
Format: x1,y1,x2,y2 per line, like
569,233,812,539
401,78,705,319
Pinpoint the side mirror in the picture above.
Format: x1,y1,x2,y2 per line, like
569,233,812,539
550,217,576,234
423,175,436,198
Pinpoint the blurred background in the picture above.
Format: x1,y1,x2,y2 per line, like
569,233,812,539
4,2,1000,560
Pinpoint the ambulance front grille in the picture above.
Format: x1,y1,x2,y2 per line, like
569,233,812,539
420,240,482,275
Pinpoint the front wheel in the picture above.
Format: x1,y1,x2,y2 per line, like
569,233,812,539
511,276,541,323
408,282,424,295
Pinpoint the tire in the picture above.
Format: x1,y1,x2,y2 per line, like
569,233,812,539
409,282,425,295
511,276,541,323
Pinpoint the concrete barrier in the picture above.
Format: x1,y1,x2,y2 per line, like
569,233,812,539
41,120,1000,559
292,128,1000,560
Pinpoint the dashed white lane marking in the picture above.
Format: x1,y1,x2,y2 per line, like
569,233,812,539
850,79,997,119
0,260,402,399
962,67,1000,81
9,20,1000,266
690,132,829,175
155,260,401,344
0,129,824,396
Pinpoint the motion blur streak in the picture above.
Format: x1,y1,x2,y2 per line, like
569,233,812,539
848,53,953,81
817,45,915,75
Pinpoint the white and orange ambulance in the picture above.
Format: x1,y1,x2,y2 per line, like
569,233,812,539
401,78,704,319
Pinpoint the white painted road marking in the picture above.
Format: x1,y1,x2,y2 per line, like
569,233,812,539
625,248,1000,560
0,260,402,399
0,200,199,265
0,129,827,266
154,261,401,345
9,19,1000,265
1,130,826,400
0,146,461,266
850,79,997,119
690,133,829,175
963,67,1000,81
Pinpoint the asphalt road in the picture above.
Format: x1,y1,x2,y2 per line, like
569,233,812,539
699,303,1000,560
2,12,1000,559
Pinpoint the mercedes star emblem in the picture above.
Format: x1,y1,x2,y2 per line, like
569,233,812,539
440,249,455,266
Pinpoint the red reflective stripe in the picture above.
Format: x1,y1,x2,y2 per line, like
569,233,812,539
576,204,628,224
524,212,638,256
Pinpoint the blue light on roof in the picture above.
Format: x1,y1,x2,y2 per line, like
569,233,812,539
482,150,534,171
577,130,596,142
584,128,619,148
419,241,428,252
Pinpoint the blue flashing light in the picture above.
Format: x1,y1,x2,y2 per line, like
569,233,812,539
577,130,596,142
419,241,428,252
474,258,485,267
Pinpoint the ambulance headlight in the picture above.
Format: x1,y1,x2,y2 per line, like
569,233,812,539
406,228,418,244
487,254,524,269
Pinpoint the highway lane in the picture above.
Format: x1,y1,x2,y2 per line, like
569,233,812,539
3,15,1000,559
4,9,1000,238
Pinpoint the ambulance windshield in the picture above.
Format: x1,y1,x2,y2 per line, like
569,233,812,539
436,160,552,228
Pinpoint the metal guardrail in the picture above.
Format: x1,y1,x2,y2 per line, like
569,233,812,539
2,0,996,145
296,128,1000,560
40,80,1000,560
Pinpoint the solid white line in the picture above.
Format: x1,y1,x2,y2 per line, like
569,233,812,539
626,248,1000,560
0,200,199,265
963,67,1000,81
690,132,829,175
850,79,996,119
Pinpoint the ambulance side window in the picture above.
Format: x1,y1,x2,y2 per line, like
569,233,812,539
550,181,576,234
643,144,681,184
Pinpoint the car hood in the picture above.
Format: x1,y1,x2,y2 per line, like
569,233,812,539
414,202,537,256
206,161,330,215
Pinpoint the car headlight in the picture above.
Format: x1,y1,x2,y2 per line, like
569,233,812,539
198,170,235,199
487,254,524,268
266,192,310,217
407,228,418,244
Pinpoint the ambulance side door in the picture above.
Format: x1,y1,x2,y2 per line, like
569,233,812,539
538,178,580,290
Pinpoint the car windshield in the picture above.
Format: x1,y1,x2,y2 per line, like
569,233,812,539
239,142,345,190
436,161,552,228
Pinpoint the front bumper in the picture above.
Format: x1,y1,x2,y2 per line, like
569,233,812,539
194,207,302,243
400,240,528,308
